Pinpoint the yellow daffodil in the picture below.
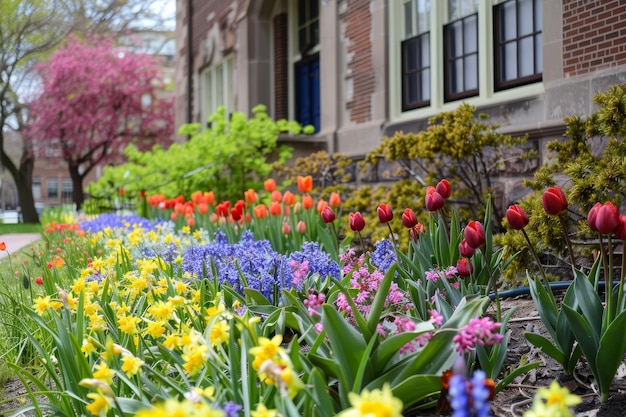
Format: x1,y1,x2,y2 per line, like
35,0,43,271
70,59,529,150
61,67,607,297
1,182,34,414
92,361,114,384
85,392,111,416
249,335,283,371
209,319,230,346
251,403,278,417
121,354,144,377
337,384,403,417
532,381,581,417
136,398,225,417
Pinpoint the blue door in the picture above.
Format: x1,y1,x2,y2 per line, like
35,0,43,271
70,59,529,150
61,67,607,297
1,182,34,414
295,55,320,132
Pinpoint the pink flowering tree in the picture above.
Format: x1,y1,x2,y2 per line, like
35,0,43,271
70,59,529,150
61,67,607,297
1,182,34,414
26,35,174,210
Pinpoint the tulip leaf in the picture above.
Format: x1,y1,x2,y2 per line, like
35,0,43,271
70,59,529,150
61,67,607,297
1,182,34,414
561,304,599,374
595,310,626,399
387,375,442,409
495,361,541,393
527,273,558,339
572,270,603,337
367,265,396,335
524,333,566,366
371,324,434,371
321,304,370,390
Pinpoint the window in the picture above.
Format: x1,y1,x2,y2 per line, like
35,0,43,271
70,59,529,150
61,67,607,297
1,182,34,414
47,179,58,198
401,1,432,110
200,57,234,127
32,180,41,200
493,0,542,91
444,4,479,102
293,0,320,132
62,179,73,200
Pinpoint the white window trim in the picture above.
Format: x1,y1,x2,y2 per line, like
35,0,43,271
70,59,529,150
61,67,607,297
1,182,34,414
200,56,234,126
389,0,544,124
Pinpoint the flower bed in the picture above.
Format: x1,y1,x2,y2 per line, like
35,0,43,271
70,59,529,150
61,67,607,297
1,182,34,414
2,178,612,417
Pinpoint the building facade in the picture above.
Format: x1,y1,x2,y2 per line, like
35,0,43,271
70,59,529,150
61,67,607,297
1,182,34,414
175,0,626,207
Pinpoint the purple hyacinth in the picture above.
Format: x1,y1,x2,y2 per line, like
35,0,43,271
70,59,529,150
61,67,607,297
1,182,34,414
370,239,397,273
78,213,155,233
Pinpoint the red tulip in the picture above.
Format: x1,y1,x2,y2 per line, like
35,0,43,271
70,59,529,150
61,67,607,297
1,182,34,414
425,186,445,212
456,258,473,278
321,206,336,223
464,220,485,249
542,186,568,215
377,204,393,223
506,204,529,230
297,221,307,234
401,208,418,229
615,215,626,240
349,212,366,232
436,179,451,199
459,239,475,258
35,277,44,285
591,201,620,234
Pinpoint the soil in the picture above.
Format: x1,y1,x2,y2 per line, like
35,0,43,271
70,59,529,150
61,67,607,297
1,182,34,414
2,294,625,416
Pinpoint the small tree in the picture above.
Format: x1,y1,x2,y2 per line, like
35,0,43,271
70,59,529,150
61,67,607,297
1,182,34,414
25,34,174,210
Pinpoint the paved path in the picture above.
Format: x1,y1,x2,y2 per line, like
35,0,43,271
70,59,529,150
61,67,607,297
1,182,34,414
0,233,42,259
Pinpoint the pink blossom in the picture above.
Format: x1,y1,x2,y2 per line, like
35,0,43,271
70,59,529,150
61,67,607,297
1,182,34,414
453,317,504,353
428,310,444,327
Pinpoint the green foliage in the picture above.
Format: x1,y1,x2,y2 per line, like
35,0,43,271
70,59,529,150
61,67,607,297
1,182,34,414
88,105,299,205
363,103,530,231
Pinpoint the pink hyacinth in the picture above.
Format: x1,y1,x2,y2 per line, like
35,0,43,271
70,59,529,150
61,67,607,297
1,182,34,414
453,317,504,354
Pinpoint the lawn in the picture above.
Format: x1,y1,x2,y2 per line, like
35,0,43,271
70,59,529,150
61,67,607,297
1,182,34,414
0,223,42,234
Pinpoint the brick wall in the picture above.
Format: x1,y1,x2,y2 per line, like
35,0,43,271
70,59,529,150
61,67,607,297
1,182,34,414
341,0,375,123
562,0,626,77
273,13,288,121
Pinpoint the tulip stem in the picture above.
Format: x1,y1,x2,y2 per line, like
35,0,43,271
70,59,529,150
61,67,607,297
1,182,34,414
482,248,501,322
597,231,609,289
356,231,366,254
607,235,615,323
617,240,626,311
558,213,577,274
521,229,555,304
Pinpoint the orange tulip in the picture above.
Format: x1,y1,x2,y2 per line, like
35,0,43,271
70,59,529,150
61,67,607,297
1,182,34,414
0,242,5,251
283,190,296,206
186,216,195,227
244,188,257,204
302,195,314,210
197,202,209,215
297,175,313,193
271,190,283,203
329,192,341,207
269,201,282,216
264,179,277,193
317,199,328,214
52,255,65,268
253,204,268,219
204,191,215,205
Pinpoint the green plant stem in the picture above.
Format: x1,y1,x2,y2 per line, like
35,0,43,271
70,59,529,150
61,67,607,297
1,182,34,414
607,235,615,323
619,238,626,310
558,213,577,273
481,247,501,322
596,231,609,289
521,229,555,304
356,231,366,254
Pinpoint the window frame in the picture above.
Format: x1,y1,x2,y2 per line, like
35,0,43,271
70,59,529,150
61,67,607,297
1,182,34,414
401,32,431,110
493,0,543,91
47,178,58,199
200,56,234,127
443,13,480,102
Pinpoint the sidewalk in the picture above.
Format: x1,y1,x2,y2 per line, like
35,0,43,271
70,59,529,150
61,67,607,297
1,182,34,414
0,233,42,259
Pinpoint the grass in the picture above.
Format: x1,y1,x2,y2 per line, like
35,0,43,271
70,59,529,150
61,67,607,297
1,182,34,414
0,223,42,234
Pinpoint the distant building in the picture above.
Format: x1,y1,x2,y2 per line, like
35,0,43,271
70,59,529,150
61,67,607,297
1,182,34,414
175,0,626,210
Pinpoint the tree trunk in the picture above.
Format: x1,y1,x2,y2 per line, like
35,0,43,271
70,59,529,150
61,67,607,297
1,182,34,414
0,143,39,224
69,164,85,211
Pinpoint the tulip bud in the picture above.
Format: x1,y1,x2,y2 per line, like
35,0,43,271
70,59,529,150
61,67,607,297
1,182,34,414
349,212,366,232
459,239,475,258
456,258,473,278
321,206,336,223
590,201,620,235
329,192,341,207
542,186,568,216
264,178,277,192
282,222,291,234
297,175,313,193
464,221,485,249
425,186,445,212
615,215,626,240
506,204,529,230
401,208,418,229
297,221,307,234
436,179,451,199
377,204,393,223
